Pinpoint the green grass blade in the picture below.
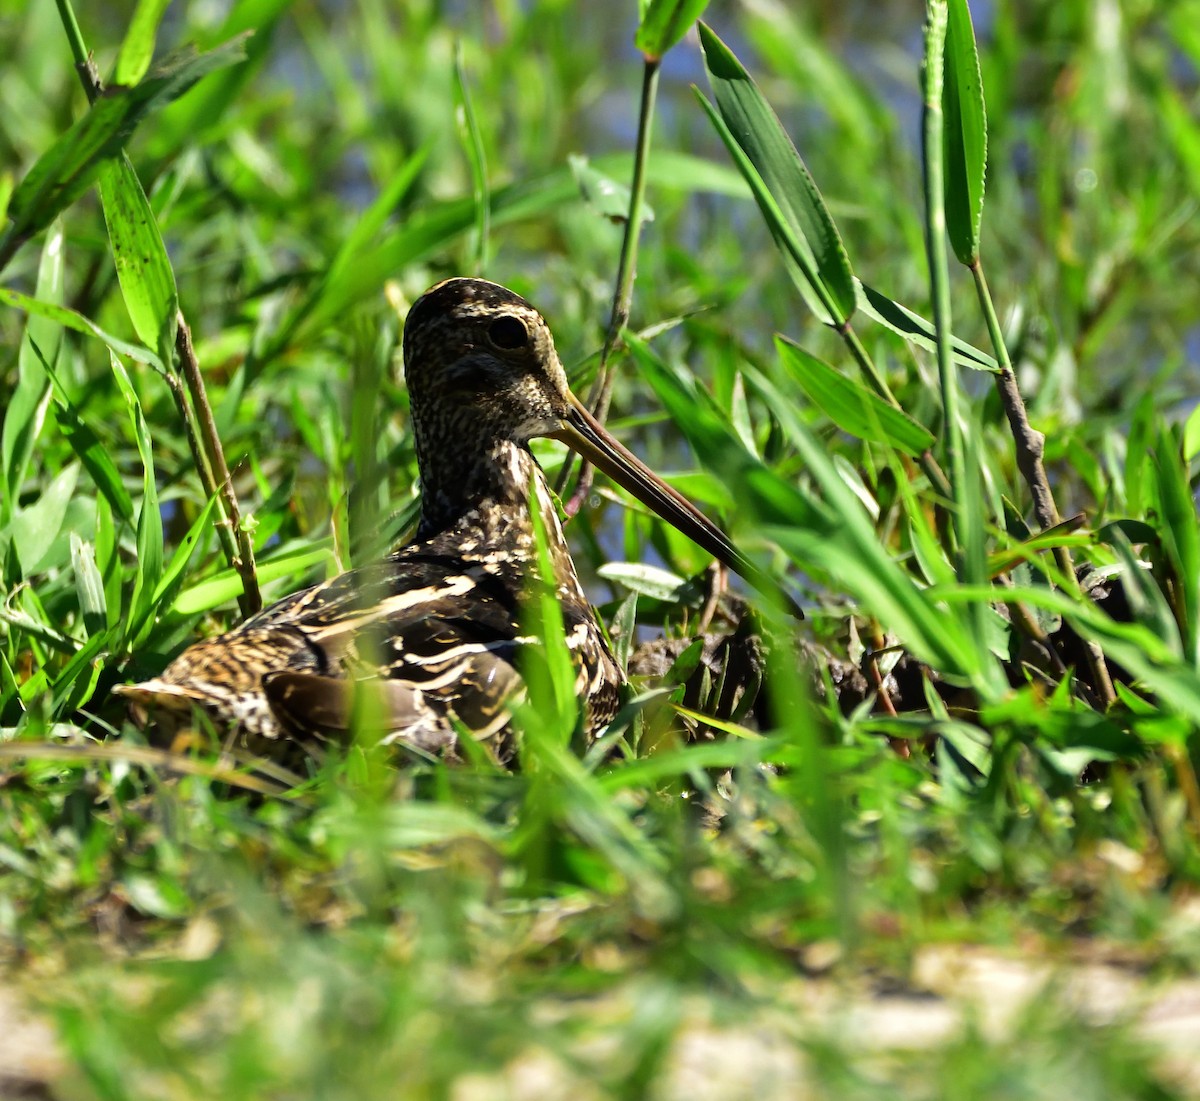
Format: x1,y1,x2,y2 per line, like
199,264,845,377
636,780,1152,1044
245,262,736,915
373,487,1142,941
775,336,936,456
942,0,987,265
698,22,856,324
172,543,334,616
635,0,709,59
97,153,179,357
0,288,162,369
452,47,489,273
109,353,163,647
629,336,994,686
70,534,108,638
2,219,63,519
149,0,290,161
1,35,249,266
113,0,172,85
855,281,997,372
50,403,135,524
6,462,79,575
1151,428,1200,667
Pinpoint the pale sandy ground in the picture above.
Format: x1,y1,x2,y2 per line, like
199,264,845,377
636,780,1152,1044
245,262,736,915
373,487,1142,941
4,943,1199,1100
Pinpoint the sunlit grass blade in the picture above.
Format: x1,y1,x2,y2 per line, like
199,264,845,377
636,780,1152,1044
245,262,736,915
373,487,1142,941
855,280,997,372
171,542,334,616
452,47,489,273
0,34,250,268
775,336,936,456
1150,427,1200,667
1,218,63,520
139,494,219,644
50,402,135,525
698,22,856,325
6,462,79,575
97,154,179,357
113,0,172,85
70,534,107,638
636,0,709,59
109,353,163,649
942,0,986,266
0,288,163,368
630,335,999,688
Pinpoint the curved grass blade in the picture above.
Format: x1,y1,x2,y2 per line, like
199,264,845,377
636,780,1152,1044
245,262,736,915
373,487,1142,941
0,34,250,268
631,336,999,688
856,281,996,372
98,154,179,357
109,353,162,648
1151,428,1200,666
698,22,856,324
138,494,220,647
636,0,709,59
51,403,135,524
70,534,107,638
172,542,334,616
0,287,162,369
113,0,172,85
2,219,63,519
775,336,935,456
6,463,79,575
943,0,987,266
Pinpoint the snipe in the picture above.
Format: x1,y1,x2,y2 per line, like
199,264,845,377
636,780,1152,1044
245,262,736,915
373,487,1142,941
117,278,791,760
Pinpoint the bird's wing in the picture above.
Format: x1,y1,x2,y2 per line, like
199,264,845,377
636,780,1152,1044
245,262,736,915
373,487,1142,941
256,553,531,751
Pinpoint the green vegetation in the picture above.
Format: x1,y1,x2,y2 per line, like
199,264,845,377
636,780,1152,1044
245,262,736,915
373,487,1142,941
3,0,1200,1096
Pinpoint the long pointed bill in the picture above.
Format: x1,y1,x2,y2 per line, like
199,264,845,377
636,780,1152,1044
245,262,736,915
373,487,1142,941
550,394,803,619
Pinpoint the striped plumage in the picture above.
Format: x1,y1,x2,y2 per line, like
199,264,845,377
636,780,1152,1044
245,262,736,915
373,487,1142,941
118,278,784,761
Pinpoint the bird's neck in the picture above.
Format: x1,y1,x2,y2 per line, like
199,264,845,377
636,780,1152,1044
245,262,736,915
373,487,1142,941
415,441,580,590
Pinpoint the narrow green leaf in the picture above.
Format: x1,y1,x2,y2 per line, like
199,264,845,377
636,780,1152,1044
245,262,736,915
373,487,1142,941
147,495,219,619
70,534,108,637
698,22,856,323
109,353,162,645
775,336,936,456
172,543,333,616
942,0,987,265
856,280,997,372
1182,400,1200,462
96,495,123,630
0,288,162,369
636,0,709,59
597,562,691,602
113,0,172,85
569,155,654,226
1152,429,1200,666
7,463,79,575
2,219,64,515
327,148,429,290
97,154,179,356
636,342,995,689
51,404,135,524
453,46,490,271
150,0,288,163
1125,392,1155,515
2,35,250,257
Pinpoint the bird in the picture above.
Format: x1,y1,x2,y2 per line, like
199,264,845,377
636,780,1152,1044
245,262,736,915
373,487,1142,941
116,277,794,763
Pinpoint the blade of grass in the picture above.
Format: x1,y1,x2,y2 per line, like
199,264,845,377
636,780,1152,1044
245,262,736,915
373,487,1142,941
1,219,64,521
775,336,935,456
113,0,172,85
0,33,250,269
109,353,163,649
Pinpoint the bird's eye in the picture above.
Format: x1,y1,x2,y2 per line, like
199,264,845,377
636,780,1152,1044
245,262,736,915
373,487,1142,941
488,315,528,350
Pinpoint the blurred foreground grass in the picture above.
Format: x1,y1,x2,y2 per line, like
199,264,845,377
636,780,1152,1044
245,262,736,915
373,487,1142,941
2,0,1200,1097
